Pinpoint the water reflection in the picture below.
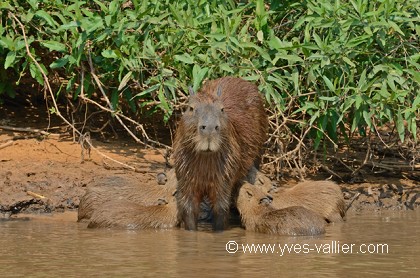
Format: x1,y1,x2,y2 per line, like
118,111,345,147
0,211,418,277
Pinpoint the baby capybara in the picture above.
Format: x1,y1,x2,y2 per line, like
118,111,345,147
87,197,178,229
237,182,326,235
269,180,346,222
78,171,177,222
173,77,268,231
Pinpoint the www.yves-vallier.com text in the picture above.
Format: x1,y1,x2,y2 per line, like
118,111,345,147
226,241,389,256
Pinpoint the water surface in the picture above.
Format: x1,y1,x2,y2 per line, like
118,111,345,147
0,211,418,277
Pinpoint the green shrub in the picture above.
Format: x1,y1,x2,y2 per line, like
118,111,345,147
1,0,419,152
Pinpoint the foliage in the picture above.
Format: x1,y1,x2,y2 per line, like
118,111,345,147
0,0,419,158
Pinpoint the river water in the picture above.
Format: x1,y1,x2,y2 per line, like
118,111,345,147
0,210,418,277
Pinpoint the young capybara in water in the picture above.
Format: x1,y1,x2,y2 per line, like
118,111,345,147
87,196,178,229
269,180,346,222
78,171,177,222
173,77,268,231
237,182,326,235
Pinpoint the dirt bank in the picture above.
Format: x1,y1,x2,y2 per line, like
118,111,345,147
0,128,167,217
1,134,418,219
1,123,419,220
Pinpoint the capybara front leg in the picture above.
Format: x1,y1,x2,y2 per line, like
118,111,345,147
180,199,200,231
212,197,230,231
211,185,231,231
212,210,228,231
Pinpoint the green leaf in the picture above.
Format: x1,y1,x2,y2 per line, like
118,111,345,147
192,65,209,91
157,85,170,112
342,56,356,68
257,30,264,42
413,94,420,109
50,57,69,69
57,21,80,31
35,10,58,27
4,51,16,69
0,2,14,10
174,53,194,64
363,110,372,129
387,20,405,36
109,0,119,15
41,41,66,52
358,69,367,91
313,33,323,49
101,49,119,58
219,63,234,73
29,63,44,86
118,71,132,91
322,76,335,92
134,84,160,98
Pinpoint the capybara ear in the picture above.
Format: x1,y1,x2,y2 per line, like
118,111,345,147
157,198,168,205
259,196,272,206
156,172,167,185
188,86,195,96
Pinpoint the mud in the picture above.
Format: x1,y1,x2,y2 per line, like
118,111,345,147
0,127,419,219
0,128,166,217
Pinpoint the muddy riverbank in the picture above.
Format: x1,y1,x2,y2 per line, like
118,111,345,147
1,131,418,220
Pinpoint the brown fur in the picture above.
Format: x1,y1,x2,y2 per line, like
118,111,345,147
237,182,326,235
173,77,268,230
78,171,177,222
269,180,346,222
87,198,178,229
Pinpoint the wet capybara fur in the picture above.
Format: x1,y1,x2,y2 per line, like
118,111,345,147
173,77,268,231
269,180,346,222
237,182,326,235
87,197,178,229
78,171,177,222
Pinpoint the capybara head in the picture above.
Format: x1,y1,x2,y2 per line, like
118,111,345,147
236,182,274,229
182,86,228,152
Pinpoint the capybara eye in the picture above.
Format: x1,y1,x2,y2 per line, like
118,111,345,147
188,106,194,112
221,107,224,112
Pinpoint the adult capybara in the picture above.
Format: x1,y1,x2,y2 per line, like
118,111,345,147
237,182,326,235
87,196,178,229
78,171,177,222
269,180,346,222
173,77,268,231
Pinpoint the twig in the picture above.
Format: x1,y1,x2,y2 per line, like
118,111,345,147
0,125,53,136
26,191,46,199
346,192,361,212
320,164,344,182
0,141,14,150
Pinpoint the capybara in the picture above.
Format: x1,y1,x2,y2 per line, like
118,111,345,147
87,196,178,229
269,180,346,222
236,182,326,235
173,77,268,231
78,171,177,222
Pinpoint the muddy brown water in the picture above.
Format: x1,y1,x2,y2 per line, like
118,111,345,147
0,211,418,277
